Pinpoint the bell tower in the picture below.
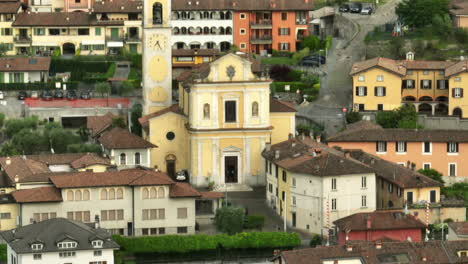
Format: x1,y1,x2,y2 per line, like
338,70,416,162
142,0,172,114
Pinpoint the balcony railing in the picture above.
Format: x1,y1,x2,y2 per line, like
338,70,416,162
250,36,272,44
125,34,141,42
250,21,272,29
14,35,31,43
106,35,124,41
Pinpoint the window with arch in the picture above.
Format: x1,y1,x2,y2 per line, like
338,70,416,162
100,189,108,200
142,188,149,199
203,103,210,119
135,152,141,165
203,11,209,19
109,188,115,200
75,190,82,201
226,27,232,34
152,2,163,25
116,188,123,199
252,101,259,117
150,187,157,199
67,190,74,201
120,153,126,165
158,187,165,198
83,190,90,201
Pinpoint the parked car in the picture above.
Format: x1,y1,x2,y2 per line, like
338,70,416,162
361,6,372,15
41,91,53,101
304,54,326,64
54,90,64,99
339,4,350,12
66,90,77,100
301,58,320,67
350,3,362,13
80,90,91,100
17,91,28,100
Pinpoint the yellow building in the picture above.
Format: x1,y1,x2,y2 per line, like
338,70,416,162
350,53,468,118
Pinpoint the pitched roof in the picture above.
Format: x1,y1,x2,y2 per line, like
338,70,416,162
169,182,201,198
448,222,468,237
327,125,468,143
277,240,468,264
445,60,468,77
333,211,425,232
350,57,406,76
87,112,117,137
0,57,51,72
172,0,314,11
12,186,62,203
262,137,374,176
270,97,296,112
450,0,468,15
347,150,442,188
0,156,50,186
0,0,21,14
92,0,143,13
27,153,110,169
12,12,123,27
49,169,173,188
0,218,119,254
98,127,157,149
138,104,185,127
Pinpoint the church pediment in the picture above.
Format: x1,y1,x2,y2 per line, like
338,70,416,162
222,145,241,152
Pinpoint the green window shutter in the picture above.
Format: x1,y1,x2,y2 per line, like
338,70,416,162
0,73,4,83
95,27,101,36
8,73,13,83
20,73,24,83
1,28,4,36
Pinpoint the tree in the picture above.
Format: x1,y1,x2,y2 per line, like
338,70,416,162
346,112,362,124
309,235,323,247
11,129,47,154
389,37,405,60
95,82,111,96
418,168,445,184
47,128,81,153
301,35,321,51
130,104,143,136
396,0,449,28
0,142,19,157
269,65,293,82
4,116,39,138
376,105,420,128
214,206,245,235
0,112,5,129
66,143,102,154
0,44,9,57
118,81,135,96
112,117,126,128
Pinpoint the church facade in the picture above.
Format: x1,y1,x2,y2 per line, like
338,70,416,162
139,0,296,188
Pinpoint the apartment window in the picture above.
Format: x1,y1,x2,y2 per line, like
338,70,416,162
396,141,407,153
275,164,278,178
95,27,101,36
377,75,384,82
423,163,431,170
240,13,246,19
279,42,290,51
423,71,429,75
449,163,457,176
374,86,386,97
376,141,387,153
268,183,272,193
356,86,367,96
358,104,365,111
31,244,43,250
455,77,461,82
423,142,432,154
92,240,103,248
59,251,76,258
33,28,45,35
177,208,188,219
437,80,449,89
397,187,402,197
453,88,464,98
58,242,77,249
292,178,296,187
224,100,236,122
388,183,393,193
358,75,365,82
331,198,337,210
377,104,384,111
403,79,415,89
282,171,287,182
177,226,188,233
331,178,337,190
33,254,41,260
120,153,126,165
0,213,10,219
361,176,367,188
430,190,436,203
279,28,290,36
448,142,459,153
407,191,413,204
78,28,89,35
240,43,246,49
48,28,59,35
94,250,102,256
281,12,288,20
101,210,124,221
361,195,367,207
421,80,431,89
240,28,246,35
176,56,193,62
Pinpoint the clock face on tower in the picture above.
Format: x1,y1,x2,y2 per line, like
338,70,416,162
148,34,167,51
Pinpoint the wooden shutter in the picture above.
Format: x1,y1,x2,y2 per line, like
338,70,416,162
402,80,407,89
20,73,24,83
420,80,424,88
447,142,450,152
445,80,449,89
278,28,281,35
429,80,432,89
374,87,377,96
364,86,367,95
355,87,359,96
0,73,3,83
461,88,464,98
376,142,379,152
404,142,407,152
383,87,386,96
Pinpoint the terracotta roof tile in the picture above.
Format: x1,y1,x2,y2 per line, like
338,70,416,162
87,112,117,137
69,153,111,169
350,57,406,76
0,1,21,14
448,222,468,237
334,211,426,232
12,186,62,203
138,104,185,127
27,153,110,168
98,127,157,149
270,97,296,112
92,0,143,13
445,60,468,77
0,57,50,72
13,12,123,27
199,191,224,199
0,156,50,185
169,182,201,198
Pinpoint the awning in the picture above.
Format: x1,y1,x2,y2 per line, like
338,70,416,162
32,43,59,47
310,18,321,24
82,39,105,45
107,41,124,47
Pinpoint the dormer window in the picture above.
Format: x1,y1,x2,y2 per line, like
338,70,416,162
92,240,103,248
31,243,43,250
57,241,77,249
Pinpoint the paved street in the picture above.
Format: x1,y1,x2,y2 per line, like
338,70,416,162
297,0,400,136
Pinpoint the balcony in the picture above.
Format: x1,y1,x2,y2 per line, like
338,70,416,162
250,20,272,29
14,35,31,44
250,36,272,44
125,34,141,42
106,35,124,42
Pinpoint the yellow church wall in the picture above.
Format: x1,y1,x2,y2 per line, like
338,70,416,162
148,112,189,173
201,139,213,178
206,54,255,82
270,113,295,144
218,91,244,128
249,137,262,176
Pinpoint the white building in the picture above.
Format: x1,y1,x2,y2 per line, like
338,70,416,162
0,57,50,83
263,137,377,235
1,218,119,264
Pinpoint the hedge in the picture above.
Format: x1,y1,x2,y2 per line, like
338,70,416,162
113,232,300,254
0,82,78,90
271,82,309,93
50,59,112,82
0,244,6,261
244,215,265,230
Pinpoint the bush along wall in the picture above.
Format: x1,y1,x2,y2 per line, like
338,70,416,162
0,82,78,91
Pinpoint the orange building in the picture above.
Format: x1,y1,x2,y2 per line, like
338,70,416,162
327,121,468,185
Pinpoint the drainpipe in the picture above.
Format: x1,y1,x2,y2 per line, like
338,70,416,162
132,186,135,236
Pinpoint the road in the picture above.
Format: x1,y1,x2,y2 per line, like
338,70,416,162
297,0,400,136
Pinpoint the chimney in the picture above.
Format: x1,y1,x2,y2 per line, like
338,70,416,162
344,152,350,159
275,150,280,159
288,133,293,140
5,157,11,165
15,175,20,189
154,165,159,172
375,241,382,249
291,139,296,147
94,215,100,229
301,133,305,140
316,135,321,143
413,212,419,220
421,257,427,262
346,245,353,252
366,216,372,229
406,51,414,61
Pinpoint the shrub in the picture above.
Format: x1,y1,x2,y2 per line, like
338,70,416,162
244,215,265,230
269,65,293,82
0,82,78,91
4,116,39,138
130,104,143,136
301,35,321,51
271,82,309,93
214,206,245,235
0,244,6,261
292,47,310,64
296,124,312,135
309,235,323,248
346,112,362,124
66,143,102,154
